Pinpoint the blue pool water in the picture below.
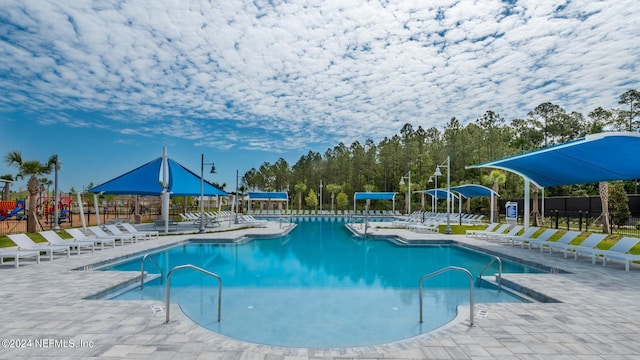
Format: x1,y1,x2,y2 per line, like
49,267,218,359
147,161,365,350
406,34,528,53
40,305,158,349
104,218,541,347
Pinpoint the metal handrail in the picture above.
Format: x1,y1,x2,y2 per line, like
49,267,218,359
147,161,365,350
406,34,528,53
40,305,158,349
478,255,502,291
140,254,163,290
165,264,222,324
419,266,474,326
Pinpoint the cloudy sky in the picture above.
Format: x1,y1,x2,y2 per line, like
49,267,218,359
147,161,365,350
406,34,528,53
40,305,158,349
1,0,638,193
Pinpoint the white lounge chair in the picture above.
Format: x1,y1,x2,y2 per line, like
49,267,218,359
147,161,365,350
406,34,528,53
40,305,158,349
471,223,511,241
579,236,640,269
104,224,146,242
489,225,524,243
552,233,608,259
512,228,557,248
466,223,499,237
66,228,117,249
534,230,581,254
39,230,95,254
88,226,135,245
7,233,71,260
601,237,640,271
120,222,159,240
0,247,40,268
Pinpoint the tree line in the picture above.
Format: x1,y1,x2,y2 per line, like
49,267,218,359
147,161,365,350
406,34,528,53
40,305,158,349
241,89,640,213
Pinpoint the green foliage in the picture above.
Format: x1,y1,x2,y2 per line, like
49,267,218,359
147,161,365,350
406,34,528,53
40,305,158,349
609,181,631,227
305,188,317,208
239,90,637,210
336,191,349,210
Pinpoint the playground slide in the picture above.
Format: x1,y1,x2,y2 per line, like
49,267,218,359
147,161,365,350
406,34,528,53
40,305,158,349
0,200,25,221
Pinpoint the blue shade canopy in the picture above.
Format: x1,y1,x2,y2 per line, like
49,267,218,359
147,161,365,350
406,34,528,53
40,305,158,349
248,192,289,201
423,189,458,200
467,132,640,188
354,192,397,201
449,184,498,198
88,157,227,196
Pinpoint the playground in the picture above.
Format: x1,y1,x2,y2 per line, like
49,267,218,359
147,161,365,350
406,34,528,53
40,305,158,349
0,194,162,236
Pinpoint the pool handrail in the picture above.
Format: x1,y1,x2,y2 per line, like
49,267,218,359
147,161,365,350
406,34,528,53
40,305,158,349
140,253,164,290
477,255,502,292
419,266,474,326
165,264,222,324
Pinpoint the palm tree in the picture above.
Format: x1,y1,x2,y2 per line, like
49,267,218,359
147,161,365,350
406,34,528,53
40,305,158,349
326,183,342,212
4,151,57,233
294,183,307,212
482,170,506,222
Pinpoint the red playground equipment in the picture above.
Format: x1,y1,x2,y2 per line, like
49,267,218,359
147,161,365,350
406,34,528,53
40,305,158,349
38,195,73,224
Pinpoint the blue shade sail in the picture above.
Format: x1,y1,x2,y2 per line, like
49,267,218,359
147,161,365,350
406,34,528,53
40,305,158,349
467,132,640,188
248,192,289,201
353,192,397,201
450,184,499,198
88,157,226,196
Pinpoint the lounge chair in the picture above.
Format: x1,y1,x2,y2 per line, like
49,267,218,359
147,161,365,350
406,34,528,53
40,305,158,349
88,226,135,245
470,223,511,241
7,233,71,260
489,225,524,243
0,248,40,268
242,215,267,226
120,222,159,240
576,236,640,268
498,226,539,246
511,228,557,248
39,230,95,254
601,237,640,271
104,224,146,242
552,233,608,259
535,230,581,254
66,228,117,249
466,222,499,237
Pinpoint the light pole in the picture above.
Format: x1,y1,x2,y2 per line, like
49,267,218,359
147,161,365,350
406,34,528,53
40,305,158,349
433,168,440,213
234,170,239,224
52,155,60,231
434,156,452,234
428,176,434,211
199,154,216,233
319,180,323,213
399,171,411,215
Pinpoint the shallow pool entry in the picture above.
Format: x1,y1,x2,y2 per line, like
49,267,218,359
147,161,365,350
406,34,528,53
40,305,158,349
104,219,539,347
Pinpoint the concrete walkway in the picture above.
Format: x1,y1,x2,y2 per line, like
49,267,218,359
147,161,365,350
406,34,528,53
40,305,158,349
1,221,639,359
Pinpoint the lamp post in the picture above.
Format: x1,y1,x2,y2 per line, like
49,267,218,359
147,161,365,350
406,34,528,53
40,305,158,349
52,155,60,231
434,156,452,234
433,167,440,213
234,170,239,224
399,171,411,215
199,154,216,233
319,180,323,213
428,176,434,211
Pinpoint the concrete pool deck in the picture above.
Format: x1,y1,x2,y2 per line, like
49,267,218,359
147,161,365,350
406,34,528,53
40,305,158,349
1,220,639,359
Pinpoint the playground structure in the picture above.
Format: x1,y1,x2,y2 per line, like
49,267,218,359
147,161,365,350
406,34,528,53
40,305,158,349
38,195,73,225
0,200,25,221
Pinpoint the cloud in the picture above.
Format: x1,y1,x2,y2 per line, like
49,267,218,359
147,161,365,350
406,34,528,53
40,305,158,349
0,0,638,153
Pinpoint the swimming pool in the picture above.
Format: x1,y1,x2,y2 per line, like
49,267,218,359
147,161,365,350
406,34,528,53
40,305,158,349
103,218,541,347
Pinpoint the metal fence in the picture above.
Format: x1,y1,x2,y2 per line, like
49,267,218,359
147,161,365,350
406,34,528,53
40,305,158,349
527,210,640,237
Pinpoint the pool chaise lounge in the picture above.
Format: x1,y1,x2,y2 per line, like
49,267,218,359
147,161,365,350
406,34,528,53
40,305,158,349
489,225,525,243
550,233,608,259
7,233,71,260
66,228,117,249
88,226,135,245
532,230,581,254
511,228,558,248
468,223,511,241
104,224,147,242
120,222,159,240
465,222,499,236
578,236,640,270
39,230,95,255
0,248,40,268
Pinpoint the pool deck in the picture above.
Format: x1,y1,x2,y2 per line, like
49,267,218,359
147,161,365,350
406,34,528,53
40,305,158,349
1,220,639,359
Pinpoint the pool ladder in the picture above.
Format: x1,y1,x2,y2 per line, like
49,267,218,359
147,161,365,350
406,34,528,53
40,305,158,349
165,264,222,324
418,257,502,326
140,254,163,290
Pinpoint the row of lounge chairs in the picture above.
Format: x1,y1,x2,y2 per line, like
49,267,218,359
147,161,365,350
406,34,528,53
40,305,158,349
391,211,485,233
467,223,640,271
178,211,267,227
1,223,159,268
246,209,403,216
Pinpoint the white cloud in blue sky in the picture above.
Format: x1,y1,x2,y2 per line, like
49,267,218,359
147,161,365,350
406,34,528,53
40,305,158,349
0,0,639,190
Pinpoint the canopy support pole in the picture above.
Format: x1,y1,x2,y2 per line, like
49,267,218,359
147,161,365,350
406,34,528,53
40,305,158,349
524,179,530,229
